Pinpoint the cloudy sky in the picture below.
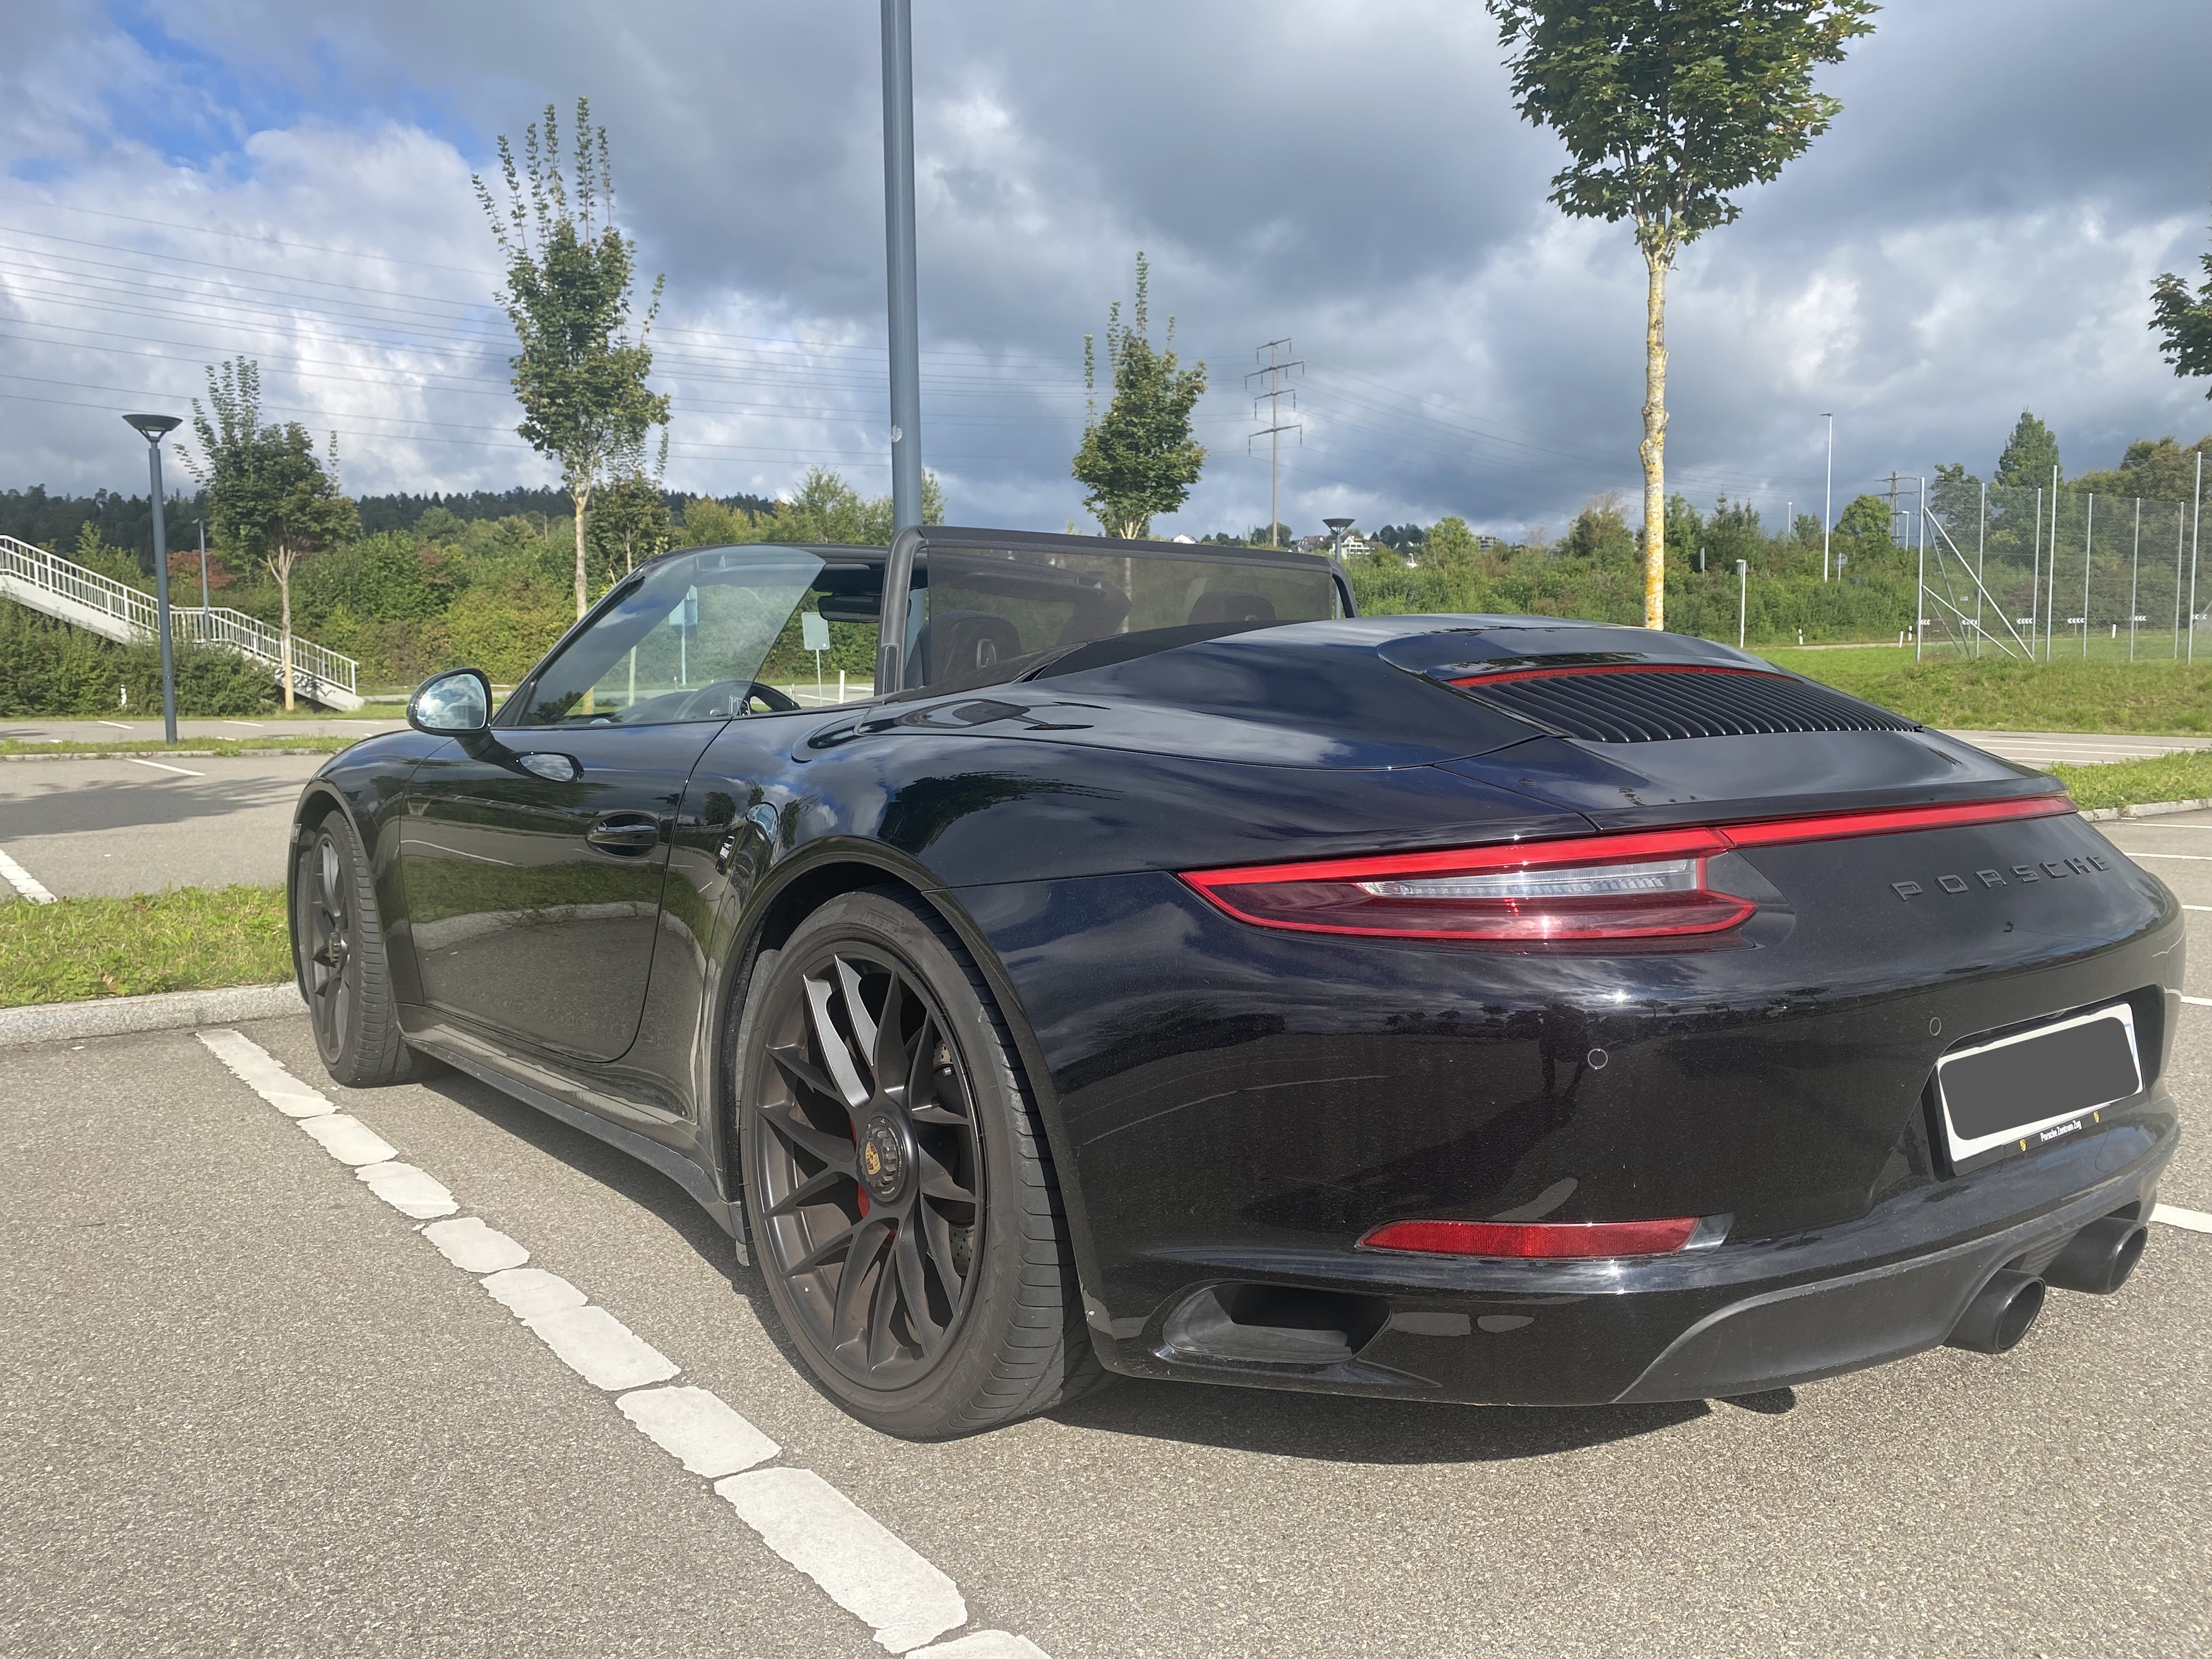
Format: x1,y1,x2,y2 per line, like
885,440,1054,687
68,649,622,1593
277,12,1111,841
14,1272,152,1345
4,1,2210,541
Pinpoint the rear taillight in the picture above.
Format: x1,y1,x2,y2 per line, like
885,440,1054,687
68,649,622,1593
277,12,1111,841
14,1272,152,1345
1359,1217,1702,1258
1181,794,2072,943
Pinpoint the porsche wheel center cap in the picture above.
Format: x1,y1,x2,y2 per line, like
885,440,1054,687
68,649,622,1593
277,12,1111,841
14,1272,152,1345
860,1117,909,1204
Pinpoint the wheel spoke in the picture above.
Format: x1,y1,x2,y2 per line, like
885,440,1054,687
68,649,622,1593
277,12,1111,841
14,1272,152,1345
871,973,911,1101
766,1164,848,1217
790,1213,866,1276
769,1043,847,1115
916,1144,975,1204
891,1224,940,1346
803,975,871,1109
830,1217,893,1347
758,1100,859,1174
918,1201,965,1297
834,957,878,1084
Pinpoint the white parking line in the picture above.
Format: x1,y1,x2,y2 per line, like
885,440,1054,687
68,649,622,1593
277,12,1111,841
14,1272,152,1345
97,720,132,730
124,757,205,777
191,1028,1038,1657
2128,853,2212,861
0,845,56,904
2154,1204,2212,1234
2182,996,2212,1008
223,720,266,728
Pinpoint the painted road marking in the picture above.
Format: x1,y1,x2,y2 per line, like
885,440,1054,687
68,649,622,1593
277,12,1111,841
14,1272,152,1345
2128,853,2212,861
718,1466,968,1653
2154,1204,2212,1234
297,1113,399,1166
618,1385,780,1477
2186,906,2212,913
421,1216,529,1273
222,720,266,728
2182,996,2212,1008
0,845,55,904
356,1161,458,1219
97,720,132,730
125,757,205,777
191,1027,1049,1657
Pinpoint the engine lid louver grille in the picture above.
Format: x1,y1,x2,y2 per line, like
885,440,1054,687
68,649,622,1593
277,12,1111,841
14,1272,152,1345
1447,664,1919,744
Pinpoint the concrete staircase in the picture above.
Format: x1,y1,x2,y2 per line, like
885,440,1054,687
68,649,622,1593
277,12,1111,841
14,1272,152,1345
0,532,362,710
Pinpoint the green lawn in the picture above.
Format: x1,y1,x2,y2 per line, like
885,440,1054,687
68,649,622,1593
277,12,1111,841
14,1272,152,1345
0,735,364,758
0,885,292,1008
1765,648,2212,735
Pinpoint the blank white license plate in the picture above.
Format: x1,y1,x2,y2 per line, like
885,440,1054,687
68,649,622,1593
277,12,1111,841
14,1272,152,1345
1936,1003,2141,1166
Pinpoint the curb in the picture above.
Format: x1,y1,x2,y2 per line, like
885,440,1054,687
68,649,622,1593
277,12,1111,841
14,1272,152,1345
0,983,302,1045
0,748,343,762
2081,797,2212,822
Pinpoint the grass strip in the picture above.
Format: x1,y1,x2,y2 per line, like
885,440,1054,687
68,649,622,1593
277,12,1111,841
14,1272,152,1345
2048,751,2212,814
0,736,362,758
0,885,291,1007
1767,649,2212,736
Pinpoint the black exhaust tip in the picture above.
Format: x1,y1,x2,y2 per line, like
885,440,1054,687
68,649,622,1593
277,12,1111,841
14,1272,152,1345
2044,1216,2149,1296
1945,1269,2046,1355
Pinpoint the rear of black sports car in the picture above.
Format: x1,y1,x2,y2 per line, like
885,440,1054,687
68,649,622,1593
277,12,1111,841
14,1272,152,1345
938,617,2182,1406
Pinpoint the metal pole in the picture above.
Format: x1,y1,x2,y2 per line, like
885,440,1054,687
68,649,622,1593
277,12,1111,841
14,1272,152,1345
2176,496,2187,658
2193,451,2204,664
2130,497,2141,661
879,0,923,535
1975,480,1986,658
2081,494,2093,659
146,442,177,744
1914,483,1925,663
197,519,208,612
2031,486,2042,661
2052,464,2062,661
1737,560,1747,648
1821,414,1834,581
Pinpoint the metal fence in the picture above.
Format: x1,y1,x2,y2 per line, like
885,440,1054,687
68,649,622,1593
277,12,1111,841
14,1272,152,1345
1914,479,2205,662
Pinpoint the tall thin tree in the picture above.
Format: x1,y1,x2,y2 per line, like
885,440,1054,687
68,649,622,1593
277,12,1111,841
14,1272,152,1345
1487,1,1876,628
476,98,670,619
1073,254,1208,540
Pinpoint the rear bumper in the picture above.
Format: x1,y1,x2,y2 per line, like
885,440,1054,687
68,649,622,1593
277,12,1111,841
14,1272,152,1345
1090,1115,2175,1406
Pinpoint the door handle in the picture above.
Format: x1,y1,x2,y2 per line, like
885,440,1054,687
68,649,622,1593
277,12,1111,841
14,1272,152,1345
587,814,662,856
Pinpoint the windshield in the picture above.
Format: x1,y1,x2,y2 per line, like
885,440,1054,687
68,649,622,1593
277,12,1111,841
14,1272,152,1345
915,540,1339,688
513,547,860,726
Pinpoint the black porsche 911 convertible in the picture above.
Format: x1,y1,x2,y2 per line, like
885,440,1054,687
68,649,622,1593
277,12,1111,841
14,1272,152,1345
288,526,2179,1438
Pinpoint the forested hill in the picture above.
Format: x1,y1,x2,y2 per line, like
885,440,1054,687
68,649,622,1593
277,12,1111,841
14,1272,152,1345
354,488,777,534
0,486,777,563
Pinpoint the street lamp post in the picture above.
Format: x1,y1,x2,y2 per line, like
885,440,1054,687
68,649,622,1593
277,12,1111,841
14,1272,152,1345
124,414,182,746
197,518,210,612
879,0,923,537
1821,413,1835,582
1736,559,1748,649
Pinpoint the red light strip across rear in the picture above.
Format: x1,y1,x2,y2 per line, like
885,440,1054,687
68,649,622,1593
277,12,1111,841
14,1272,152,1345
1359,1217,1701,1258
1180,794,2074,942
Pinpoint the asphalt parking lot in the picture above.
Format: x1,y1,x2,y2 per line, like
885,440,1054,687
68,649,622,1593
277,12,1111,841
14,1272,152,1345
3,809,2210,1656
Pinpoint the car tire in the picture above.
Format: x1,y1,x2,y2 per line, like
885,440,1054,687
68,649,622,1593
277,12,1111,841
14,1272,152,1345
294,810,419,1087
735,888,1108,1438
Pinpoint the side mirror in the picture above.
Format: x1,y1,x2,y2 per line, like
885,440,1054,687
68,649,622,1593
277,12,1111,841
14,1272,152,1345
409,668,492,735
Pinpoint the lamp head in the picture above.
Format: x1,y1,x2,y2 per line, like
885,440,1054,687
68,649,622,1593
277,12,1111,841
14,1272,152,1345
123,413,182,442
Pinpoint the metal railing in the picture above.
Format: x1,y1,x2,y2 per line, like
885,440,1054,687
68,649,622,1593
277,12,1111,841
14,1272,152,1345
1,532,358,696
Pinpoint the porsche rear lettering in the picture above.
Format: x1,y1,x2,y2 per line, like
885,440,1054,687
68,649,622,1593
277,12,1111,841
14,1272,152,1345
1894,854,2109,899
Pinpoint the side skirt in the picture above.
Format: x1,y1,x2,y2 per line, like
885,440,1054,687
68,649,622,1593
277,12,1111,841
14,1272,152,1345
413,1035,750,1261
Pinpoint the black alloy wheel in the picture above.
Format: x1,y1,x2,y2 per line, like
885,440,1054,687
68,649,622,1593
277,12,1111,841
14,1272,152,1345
737,889,1104,1437
753,945,984,1386
301,828,356,1060
292,812,416,1087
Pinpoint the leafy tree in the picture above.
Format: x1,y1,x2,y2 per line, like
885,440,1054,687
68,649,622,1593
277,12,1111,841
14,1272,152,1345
1702,494,1768,569
2069,435,2212,504
1426,516,1482,568
182,358,359,709
1073,254,1208,539
476,98,671,619
1565,494,1636,566
2151,202,2212,397
1487,0,1876,628
1663,492,1705,566
1995,410,2063,490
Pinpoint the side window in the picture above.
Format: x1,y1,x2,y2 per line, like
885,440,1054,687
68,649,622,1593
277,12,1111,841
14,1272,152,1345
512,549,826,727
747,579,883,708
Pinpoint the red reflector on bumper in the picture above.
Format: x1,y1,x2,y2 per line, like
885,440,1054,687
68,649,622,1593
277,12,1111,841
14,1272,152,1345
1359,1217,1702,1259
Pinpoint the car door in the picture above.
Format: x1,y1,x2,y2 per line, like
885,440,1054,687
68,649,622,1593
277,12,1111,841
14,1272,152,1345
397,544,832,1063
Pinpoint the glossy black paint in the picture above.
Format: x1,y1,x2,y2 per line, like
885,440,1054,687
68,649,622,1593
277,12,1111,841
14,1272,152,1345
291,596,2182,1407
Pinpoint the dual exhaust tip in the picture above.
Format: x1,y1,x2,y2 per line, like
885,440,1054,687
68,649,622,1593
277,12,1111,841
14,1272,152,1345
1945,1215,2149,1356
